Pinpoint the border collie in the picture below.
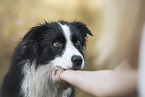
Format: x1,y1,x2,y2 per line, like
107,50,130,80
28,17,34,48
2,21,92,97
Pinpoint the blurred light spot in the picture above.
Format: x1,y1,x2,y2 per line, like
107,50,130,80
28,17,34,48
11,36,17,42
16,20,23,27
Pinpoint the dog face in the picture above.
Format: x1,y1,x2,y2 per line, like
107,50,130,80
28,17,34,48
22,21,92,70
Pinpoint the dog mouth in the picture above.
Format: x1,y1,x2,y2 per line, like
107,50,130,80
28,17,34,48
56,66,81,70
70,66,81,70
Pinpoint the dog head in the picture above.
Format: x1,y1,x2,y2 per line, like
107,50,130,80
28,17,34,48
22,21,92,70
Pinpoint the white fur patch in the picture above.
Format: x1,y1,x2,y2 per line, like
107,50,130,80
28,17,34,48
21,61,72,97
49,23,84,69
62,88,73,97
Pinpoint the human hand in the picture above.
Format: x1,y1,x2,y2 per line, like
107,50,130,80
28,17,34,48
52,70,72,90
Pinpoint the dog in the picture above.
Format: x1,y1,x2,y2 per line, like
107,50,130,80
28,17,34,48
2,21,92,97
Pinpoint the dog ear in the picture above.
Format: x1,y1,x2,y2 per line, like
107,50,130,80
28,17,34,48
72,22,93,37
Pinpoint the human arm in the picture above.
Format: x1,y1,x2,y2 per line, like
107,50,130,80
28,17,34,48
53,61,137,97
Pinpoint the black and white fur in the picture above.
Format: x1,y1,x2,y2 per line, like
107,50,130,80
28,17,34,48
2,21,92,97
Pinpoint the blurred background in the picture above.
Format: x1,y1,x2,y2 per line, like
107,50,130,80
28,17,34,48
0,0,145,97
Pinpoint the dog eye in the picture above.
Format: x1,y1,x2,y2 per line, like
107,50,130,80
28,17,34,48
54,41,62,47
75,40,81,46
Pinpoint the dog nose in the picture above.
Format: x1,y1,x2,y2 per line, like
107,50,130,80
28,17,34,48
71,55,82,66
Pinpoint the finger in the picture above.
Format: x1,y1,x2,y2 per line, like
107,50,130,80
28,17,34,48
52,71,57,83
53,70,63,83
52,70,72,89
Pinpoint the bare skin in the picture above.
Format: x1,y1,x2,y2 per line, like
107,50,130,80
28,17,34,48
52,60,137,97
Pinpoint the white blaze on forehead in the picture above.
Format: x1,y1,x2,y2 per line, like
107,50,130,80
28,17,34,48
58,23,71,42
49,22,84,69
